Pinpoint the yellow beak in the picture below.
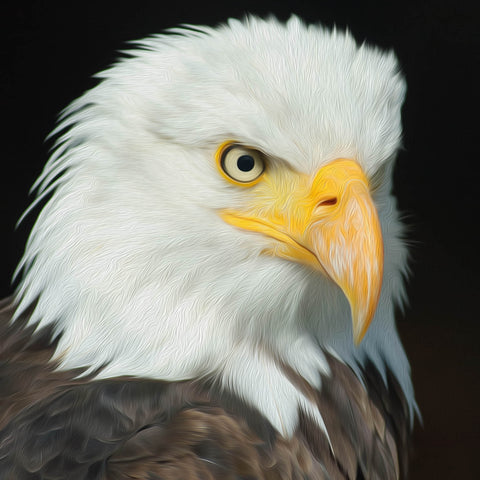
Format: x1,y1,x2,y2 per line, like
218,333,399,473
220,159,383,344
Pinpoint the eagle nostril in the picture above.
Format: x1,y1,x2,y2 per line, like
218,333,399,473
317,197,338,207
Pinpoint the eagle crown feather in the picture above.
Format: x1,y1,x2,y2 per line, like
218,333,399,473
14,15,415,436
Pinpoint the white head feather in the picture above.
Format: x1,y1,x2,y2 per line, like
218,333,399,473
15,16,414,436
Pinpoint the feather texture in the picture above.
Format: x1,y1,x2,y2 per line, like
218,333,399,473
2,15,416,478
0,298,410,479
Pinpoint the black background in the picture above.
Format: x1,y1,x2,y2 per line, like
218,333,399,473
0,1,478,478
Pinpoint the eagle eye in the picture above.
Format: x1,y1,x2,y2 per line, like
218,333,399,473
216,143,265,186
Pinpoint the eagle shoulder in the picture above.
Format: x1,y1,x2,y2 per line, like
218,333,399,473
0,298,410,479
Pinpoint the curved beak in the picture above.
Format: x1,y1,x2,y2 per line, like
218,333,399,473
220,159,384,344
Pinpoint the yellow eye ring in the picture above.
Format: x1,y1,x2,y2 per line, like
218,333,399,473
215,141,265,187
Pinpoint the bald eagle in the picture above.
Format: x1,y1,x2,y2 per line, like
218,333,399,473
0,16,416,479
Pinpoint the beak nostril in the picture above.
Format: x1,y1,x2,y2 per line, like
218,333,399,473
317,197,338,207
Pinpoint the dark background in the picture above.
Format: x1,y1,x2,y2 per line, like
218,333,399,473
0,1,478,478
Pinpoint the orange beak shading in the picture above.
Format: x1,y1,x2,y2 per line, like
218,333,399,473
220,159,384,344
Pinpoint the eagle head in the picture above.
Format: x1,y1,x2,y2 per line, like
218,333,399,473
15,16,414,435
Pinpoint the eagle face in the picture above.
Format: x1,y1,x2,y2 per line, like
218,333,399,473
15,16,414,435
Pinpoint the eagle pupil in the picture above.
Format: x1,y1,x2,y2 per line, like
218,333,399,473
237,155,254,172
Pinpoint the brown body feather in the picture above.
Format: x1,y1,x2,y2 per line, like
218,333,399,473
0,297,410,479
